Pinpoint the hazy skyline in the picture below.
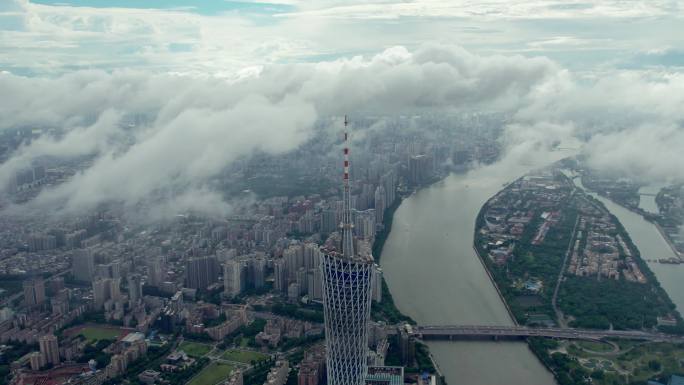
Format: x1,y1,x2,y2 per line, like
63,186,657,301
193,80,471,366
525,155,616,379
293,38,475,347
1,0,683,216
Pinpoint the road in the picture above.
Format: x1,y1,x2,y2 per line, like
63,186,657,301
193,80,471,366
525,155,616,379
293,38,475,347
551,193,579,329
410,324,684,343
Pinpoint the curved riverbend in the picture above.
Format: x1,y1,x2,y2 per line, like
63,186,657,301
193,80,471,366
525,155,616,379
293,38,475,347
380,164,556,385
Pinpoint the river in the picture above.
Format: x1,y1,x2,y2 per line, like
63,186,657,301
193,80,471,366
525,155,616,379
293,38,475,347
380,162,556,385
638,183,665,214
574,178,684,314
380,161,684,385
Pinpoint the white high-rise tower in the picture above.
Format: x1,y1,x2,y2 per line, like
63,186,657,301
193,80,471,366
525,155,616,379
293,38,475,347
321,116,374,385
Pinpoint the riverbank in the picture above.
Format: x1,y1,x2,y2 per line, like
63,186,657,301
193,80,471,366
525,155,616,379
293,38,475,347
654,221,683,260
372,192,417,325
471,243,518,326
372,181,444,379
380,166,559,385
579,175,683,261
470,168,684,385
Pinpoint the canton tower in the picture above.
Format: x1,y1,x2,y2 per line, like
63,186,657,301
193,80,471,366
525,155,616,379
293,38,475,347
321,115,374,385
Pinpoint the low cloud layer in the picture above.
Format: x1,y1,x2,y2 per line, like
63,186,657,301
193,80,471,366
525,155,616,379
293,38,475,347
0,45,560,217
0,44,683,218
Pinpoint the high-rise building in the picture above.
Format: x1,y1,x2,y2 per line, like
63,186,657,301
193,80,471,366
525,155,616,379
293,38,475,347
92,277,118,308
354,209,376,241
288,282,300,303
223,260,244,298
51,297,69,315
128,274,143,304
252,257,266,289
97,261,121,279
72,249,95,282
23,277,46,308
381,170,396,207
273,258,288,293
304,243,320,270
109,277,121,301
39,334,60,366
372,265,383,303
307,268,323,302
408,154,431,186
147,257,166,287
296,267,308,295
284,245,304,282
321,117,375,385
374,185,386,225
29,351,44,371
185,255,219,291
321,210,338,234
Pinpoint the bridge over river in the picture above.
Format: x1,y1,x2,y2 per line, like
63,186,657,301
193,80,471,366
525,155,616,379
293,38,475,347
400,325,684,343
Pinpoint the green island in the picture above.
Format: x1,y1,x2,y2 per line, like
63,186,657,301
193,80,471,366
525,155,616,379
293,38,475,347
474,166,684,385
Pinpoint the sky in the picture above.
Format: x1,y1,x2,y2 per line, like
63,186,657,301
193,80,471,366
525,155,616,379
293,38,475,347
0,0,683,217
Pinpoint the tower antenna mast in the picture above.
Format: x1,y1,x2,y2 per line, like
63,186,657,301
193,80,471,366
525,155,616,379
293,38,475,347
341,115,354,258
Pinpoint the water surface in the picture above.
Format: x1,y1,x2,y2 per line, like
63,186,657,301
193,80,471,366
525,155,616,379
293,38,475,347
381,164,556,385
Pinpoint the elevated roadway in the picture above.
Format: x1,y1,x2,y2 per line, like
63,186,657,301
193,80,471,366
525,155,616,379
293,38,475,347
404,325,684,343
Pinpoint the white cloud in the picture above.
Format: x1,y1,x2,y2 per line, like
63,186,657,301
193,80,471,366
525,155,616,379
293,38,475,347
582,124,684,182
1,0,682,75
0,44,562,216
1,0,684,218
285,0,682,20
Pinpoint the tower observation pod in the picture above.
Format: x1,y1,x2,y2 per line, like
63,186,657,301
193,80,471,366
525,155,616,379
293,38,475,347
321,115,375,385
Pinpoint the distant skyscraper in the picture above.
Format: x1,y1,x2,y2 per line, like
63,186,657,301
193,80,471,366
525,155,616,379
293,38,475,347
374,185,385,225
273,258,288,293
97,261,121,279
23,277,46,308
147,257,166,287
321,209,338,234
284,245,304,282
252,257,267,289
72,249,95,282
185,255,219,291
307,268,323,301
92,277,116,308
223,260,243,298
127,274,143,304
372,265,383,303
408,154,431,185
92,278,106,307
109,277,121,301
321,117,374,385
39,334,60,366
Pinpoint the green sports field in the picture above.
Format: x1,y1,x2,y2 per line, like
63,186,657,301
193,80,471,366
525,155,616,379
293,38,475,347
179,341,213,358
187,362,235,385
79,327,121,342
220,349,269,364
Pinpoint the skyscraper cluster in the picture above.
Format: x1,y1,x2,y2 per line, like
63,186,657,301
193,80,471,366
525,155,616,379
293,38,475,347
274,242,324,302
23,277,46,308
185,255,219,291
222,253,267,298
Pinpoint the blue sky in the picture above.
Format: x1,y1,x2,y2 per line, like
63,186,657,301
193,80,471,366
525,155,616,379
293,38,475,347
1,0,682,76
30,0,295,15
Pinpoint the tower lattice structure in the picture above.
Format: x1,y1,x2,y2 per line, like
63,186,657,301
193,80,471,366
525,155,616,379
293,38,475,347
321,116,374,385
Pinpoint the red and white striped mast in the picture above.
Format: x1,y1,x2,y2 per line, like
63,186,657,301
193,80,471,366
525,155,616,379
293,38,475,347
341,115,355,258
